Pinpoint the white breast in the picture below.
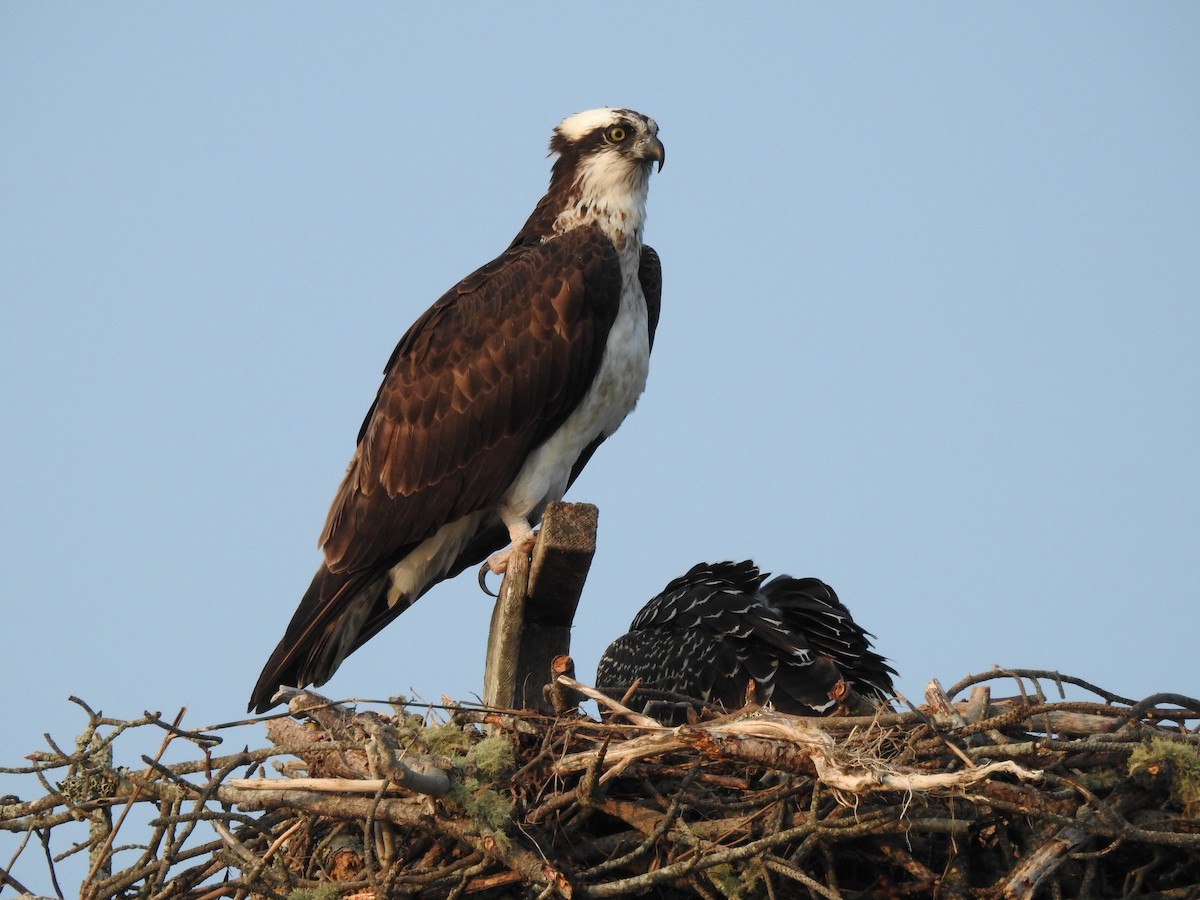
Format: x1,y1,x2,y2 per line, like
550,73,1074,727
501,140,655,525
500,254,650,519
383,273,649,608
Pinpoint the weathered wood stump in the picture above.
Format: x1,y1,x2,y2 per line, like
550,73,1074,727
481,500,598,710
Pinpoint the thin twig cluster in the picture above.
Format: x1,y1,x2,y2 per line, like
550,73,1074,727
2,668,1199,899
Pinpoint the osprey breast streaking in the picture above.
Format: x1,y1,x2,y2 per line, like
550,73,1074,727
249,108,664,713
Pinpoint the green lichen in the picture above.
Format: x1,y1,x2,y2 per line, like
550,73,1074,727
1128,737,1200,817
437,733,517,846
466,786,515,834
420,723,472,758
287,885,341,900
445,775,514,850
466,734,516,782
705,860,765,899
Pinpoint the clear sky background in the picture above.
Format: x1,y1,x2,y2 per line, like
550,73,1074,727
2,5,1197,891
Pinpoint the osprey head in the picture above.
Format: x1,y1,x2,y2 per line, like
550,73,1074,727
551,107,665,173
543,107,663,242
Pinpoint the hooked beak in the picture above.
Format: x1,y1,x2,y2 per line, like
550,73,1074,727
640,135,665,172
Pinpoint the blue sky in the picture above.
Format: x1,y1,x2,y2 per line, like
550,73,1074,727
2,4,1198,890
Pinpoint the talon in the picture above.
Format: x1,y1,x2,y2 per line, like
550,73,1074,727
477,561,499,597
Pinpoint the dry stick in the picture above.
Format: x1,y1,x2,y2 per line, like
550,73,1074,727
554,711,1044,799
584,816,969,898
227,777,409,794
545,656,582,715
570,733,610,819
260,694,452,797
363,717,452,798
871,841,939,888
396,851,486,888
358,776,390,892
193,883,241,900
957,700,1131,738
578,765,697,882
1004,823,1094,900
974,783,1200,852
211,820,264,872
150,748,257,894
962,685,991,724
2,817,38,888
142,711,223,750
224,788,569,895
758,854,842,900
1121,692,1200,727
0,862,37,897
82,707,187,896
110,758,207,897
0,791,75,826
14,673,1200,897
33,826,66,900
1003,782,1145,899
893,691,976,770
684,873,720,900
527,783,586,826
555,674,661,728
509,720,566,787
84,837,235,900
279,686,360,733
147,843,251,900
945,668,1138,706
617,677,644,708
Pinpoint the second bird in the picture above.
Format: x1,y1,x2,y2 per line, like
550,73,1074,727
596,560,896,724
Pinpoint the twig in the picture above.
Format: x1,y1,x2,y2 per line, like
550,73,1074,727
6,670,1200,898
759,853,842,900
556,675,661,728
82,707,187,897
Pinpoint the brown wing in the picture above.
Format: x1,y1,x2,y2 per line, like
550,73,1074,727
248,228,624,712
320,224,622,573
639,245,662,352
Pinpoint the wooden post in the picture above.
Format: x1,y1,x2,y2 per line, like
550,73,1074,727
481,544,530,710
481,501,598,710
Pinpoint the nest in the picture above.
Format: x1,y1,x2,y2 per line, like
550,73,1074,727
3,668,1199,899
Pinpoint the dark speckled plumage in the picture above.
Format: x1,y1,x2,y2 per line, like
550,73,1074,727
596,561,896,724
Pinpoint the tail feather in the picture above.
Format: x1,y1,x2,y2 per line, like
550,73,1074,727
249,510,507,714
248,565,395,714
761,575,898,702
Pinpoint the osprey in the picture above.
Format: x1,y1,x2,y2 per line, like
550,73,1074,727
249,108,664,713
596,561,895,724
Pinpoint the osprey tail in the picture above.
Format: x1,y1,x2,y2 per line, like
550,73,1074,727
249,565,388,713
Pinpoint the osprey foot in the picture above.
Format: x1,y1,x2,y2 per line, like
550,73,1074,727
486,532,538,576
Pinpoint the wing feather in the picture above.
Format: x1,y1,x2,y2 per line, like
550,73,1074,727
249,228,627,711
639,245,662,351
320,226,622,574
596,561,895,722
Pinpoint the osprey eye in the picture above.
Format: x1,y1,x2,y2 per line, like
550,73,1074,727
607,125,627,143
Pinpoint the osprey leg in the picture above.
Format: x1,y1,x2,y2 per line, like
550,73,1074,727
485,511,538,576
